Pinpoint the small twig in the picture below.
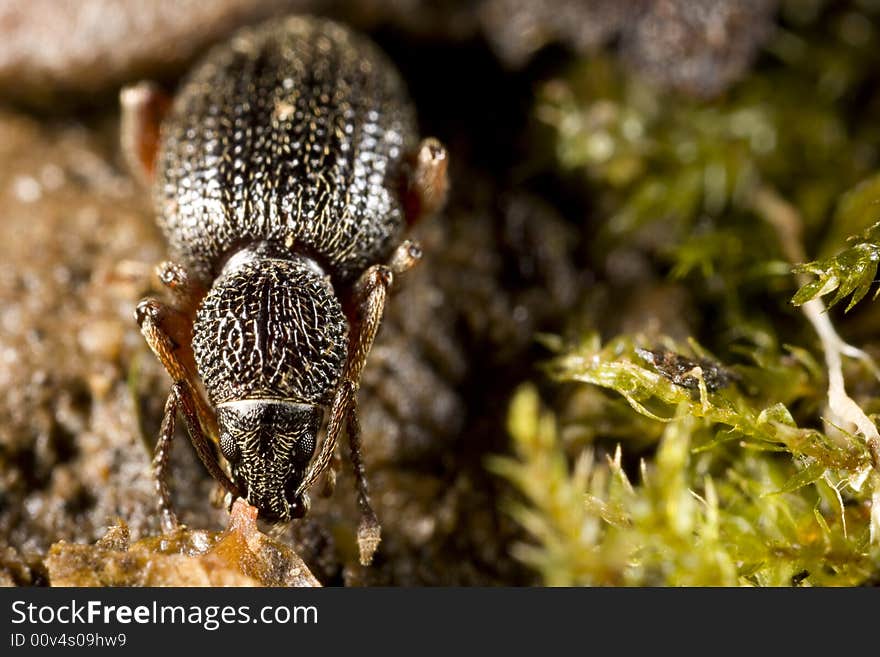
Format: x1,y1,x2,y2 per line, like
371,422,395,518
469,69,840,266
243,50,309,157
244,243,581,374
801,297,880,468
752,185,880,470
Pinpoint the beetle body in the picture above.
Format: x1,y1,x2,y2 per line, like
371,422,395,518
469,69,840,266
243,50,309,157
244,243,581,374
156,16,417,284
127,16,446,535
193,248,347,520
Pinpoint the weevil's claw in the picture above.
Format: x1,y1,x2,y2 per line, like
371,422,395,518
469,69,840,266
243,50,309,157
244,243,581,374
357,516,381,566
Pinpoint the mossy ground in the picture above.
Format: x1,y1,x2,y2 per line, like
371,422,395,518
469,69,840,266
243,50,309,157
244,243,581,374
493,0,880,586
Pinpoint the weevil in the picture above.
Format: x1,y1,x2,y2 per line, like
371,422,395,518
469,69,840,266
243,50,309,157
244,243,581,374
120,16,448,565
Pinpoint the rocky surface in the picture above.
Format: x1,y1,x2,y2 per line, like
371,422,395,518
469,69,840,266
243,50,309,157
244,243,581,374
46,500,320,587
0,1,778,107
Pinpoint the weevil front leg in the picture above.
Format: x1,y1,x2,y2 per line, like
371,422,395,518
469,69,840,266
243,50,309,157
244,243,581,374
151,380,234,532
120,81,170,183
297,240,422,564
347,243,420,563
154,260,206,316
295,240,423,493
138,261,210,429
136,294,241,526
172,380,241,502
154,390,181,533
345,398,380,564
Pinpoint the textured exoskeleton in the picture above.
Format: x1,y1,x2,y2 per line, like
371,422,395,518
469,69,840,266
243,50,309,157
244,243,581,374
122,16,448,564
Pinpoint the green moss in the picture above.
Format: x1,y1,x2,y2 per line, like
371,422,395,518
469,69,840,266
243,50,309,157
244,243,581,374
533,1,880,324
491,0,880,587
793,218,880,310
494,340,880,585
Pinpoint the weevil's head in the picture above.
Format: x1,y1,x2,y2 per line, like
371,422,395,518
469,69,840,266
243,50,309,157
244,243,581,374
217,400,322,521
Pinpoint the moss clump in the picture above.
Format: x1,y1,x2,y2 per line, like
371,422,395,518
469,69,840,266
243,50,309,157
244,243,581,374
532,1,880,336
492,0,880,586
793,217,880,311
494,338,880,585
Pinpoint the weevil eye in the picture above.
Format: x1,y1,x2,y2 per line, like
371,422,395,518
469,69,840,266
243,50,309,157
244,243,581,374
220,432,241,463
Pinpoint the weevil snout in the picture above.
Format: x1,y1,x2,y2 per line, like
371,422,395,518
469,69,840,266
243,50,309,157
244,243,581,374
216,399,321,522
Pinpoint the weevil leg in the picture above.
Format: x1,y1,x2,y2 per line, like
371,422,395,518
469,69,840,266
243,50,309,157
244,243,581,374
154,391,181,533
136,296,213,433
152,385,240,532
404,137,449,225
296,241,422,564
297,380,355,506
120,80,170,184
345,240,423,383
346,399,381,565
171,380,241,500
387,239,423,275
154,260,205,315
136,297,240,500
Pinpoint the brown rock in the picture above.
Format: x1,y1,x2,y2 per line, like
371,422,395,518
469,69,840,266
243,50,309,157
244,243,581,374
46,499,320,586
